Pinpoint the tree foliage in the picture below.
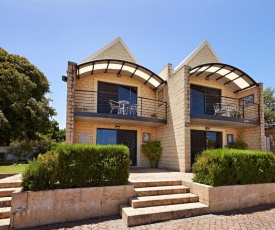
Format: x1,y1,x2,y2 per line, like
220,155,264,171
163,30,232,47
49,120,65,143
0,47,56,145
264,87,275,128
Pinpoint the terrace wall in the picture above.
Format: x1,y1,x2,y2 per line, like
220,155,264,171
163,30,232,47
11,185,135,229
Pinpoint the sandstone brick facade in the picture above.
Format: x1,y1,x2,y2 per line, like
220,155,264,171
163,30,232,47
185,45,220,67
64,38,265,172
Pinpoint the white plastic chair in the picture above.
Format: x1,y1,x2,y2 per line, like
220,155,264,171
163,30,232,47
213,103,227,116
234,106,243,118
129,104,138,116
109,100,122,114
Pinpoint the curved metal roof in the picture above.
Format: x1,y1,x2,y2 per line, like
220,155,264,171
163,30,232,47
77,59,166,90
190,63,258,93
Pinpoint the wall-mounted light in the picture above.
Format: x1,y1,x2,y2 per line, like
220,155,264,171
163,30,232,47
115,125,120,129
62,75,67,82
205,126,210,130
185,121,190,127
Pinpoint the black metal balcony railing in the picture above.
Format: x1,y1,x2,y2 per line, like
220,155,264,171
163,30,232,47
74,90,167,121
190,93,260,122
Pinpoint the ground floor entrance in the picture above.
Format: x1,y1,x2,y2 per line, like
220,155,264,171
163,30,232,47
96,128,137,166
191,130,222,164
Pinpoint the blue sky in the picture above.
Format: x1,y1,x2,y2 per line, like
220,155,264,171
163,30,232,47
1,1,275,129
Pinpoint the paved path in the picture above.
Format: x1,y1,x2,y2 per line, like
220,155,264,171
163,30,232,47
24,204,275,230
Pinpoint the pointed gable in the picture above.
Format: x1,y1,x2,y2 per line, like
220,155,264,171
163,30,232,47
175,40,221,70
81,37,139,64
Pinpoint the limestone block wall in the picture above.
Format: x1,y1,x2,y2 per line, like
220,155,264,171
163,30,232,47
158,63,172,81
186,45,220,68
157,65,190,172
182,180,275,213
11,185,135,229
91,40,136,63
65,62,77,144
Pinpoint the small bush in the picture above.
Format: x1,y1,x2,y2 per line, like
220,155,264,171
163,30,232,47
22,152,59,191
22,144,130,191
192,149,275,186
141,141,162,161
227,138,248,150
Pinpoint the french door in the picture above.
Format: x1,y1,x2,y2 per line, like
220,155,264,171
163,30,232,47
191,130,222,165
96,128,137,166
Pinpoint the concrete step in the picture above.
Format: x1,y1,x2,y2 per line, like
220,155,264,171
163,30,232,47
130,193,199,208
122,202,209,227
133,180,182,188
0,188,20,198
0,181,21,189
0,207,10,219
0,198,11,208
0,218,10,230
135,185,189,197
0,174,16,180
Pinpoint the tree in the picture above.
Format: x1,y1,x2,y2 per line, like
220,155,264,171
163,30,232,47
49,120,66,143
0,48,56,145
264,87,275,128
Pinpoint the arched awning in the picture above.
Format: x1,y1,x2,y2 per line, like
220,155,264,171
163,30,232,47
77,59,166,90
190,63,258,93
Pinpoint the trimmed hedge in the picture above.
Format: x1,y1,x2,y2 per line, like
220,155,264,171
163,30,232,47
22,144,130,191
192,149,275,186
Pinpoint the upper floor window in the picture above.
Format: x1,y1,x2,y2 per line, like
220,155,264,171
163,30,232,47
239,94,254,106
97,81,137,114
190,85,221,115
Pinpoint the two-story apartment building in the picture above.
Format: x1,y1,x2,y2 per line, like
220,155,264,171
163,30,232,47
63,37,265,172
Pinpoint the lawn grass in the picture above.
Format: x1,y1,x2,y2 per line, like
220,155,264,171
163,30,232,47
0,163,28,174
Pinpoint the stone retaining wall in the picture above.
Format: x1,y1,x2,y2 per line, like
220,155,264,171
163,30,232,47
182,181,275,213
11,184,135,229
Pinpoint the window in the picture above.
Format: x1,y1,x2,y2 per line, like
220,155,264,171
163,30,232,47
190,85,221,115
239,94,254,106
158,89,164,106
227,134,234,144
97,81,137,113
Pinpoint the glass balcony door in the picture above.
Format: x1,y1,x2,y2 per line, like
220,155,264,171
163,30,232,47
191,85,221,115
97,81,137,114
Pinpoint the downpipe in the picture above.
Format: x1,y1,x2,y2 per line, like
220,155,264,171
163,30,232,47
10,206,25,230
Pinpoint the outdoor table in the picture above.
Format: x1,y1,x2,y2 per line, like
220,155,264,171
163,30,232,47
118,100,130,115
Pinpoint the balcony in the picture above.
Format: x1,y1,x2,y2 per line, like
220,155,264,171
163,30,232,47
74,90,167,127
190,93,260,128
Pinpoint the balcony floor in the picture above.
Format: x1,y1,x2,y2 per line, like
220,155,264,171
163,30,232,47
191,114,260,128
74,112,167,127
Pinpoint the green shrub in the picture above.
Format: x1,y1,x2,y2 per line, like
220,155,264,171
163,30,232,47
227,138,248,150
22,152,59,191
141,141,162,161
192,149,275,186
22,144,130,191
